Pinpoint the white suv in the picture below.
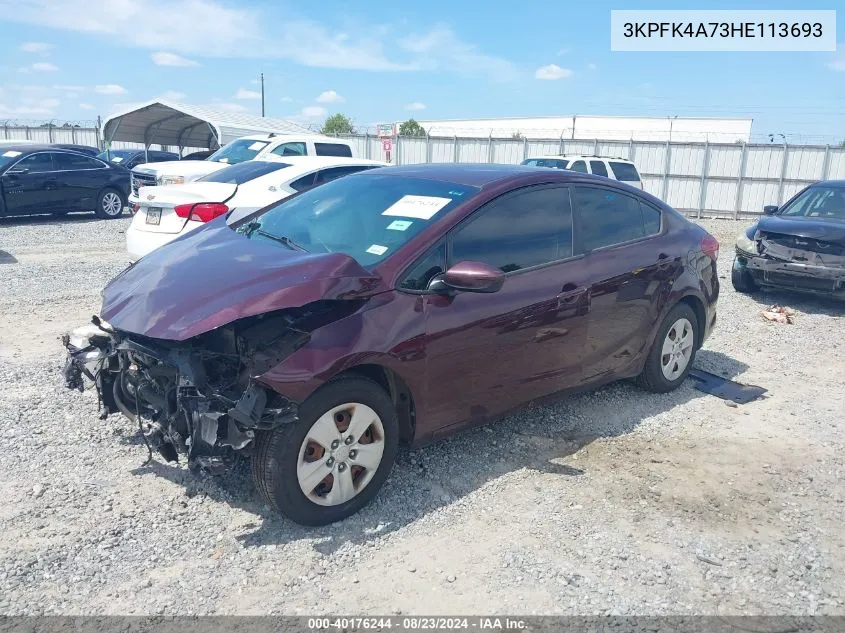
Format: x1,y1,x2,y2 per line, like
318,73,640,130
128,133,356,206
521,155,643,189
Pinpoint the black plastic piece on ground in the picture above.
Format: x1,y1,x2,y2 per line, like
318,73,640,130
688,368,767,404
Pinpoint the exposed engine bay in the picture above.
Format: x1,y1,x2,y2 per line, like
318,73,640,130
62,300,360,467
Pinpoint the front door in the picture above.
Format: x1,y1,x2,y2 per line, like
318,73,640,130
1,152,58,215
420,185,592,434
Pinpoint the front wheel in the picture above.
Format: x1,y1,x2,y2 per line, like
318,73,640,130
635,303,699,393
94,188,125,219
252,377,399,525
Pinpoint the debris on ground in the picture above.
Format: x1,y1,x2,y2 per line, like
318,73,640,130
762,305,795,324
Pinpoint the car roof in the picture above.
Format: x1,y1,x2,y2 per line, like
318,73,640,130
813,180,845,188
234,133,354,145
0,144,54,152
258,156,386,170
359,162,583,188
526,155,636,163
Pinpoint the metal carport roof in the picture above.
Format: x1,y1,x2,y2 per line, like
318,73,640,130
101,100,312,149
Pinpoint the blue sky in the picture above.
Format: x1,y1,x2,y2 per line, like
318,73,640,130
0,0,842,142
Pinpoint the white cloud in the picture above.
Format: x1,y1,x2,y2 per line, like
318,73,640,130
280,96,293,102
151,51,200,67
301,105,327,118
557,48,569,56
79,102,95,110
534,63,573,80
31,62,58,72
315,90,344,103
587,63,597,71
53,84,84,91
94,84,128,95
235,88,261,100
20,41,53,53
154,90,186,101
404,101,426,111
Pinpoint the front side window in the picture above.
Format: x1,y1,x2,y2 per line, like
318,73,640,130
449,186,573,273
197,160,290,184
207,139,270,164
568,160,588,173
780,186,845,221
54,153,105,170
315,142,353,157
574,186,651,251
398,243,446,291
270,142,307,157
590,161,608,177
12,152,54,173
235,174,479,267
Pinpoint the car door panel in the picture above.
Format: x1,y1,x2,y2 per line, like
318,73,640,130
1,152,59,214
54,152,107,210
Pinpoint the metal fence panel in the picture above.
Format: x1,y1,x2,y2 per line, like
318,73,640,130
829,149,845,179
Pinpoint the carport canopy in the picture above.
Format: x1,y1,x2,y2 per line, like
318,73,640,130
101,100,312,151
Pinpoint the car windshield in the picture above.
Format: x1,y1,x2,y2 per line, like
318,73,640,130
780,186,845,221
207,139,270,165
96,150,136,163
197,161,291,184
0,149,27,170
234,173,480,267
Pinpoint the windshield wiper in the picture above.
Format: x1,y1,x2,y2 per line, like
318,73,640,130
238,220,307,252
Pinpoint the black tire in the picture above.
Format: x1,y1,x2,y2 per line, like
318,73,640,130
731,256,758,293
94,188,125,219
635,303,699,394
252,377,399,526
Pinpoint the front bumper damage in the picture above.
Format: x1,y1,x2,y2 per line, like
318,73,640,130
62,309,313,467
737,232,845,297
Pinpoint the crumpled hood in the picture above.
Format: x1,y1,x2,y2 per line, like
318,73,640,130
757,216,845,244
101,221,386,341
134,160,226,181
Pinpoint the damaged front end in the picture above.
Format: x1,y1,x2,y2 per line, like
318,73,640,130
62,303,350,467
737,228,845,296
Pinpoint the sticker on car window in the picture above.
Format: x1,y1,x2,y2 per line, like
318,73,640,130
112,157,123,163
382,195,452,220
248,142,266,151
2,150,22,158
386,219,413,231
366,244,388,256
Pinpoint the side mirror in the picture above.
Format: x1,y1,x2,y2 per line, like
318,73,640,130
763,205,778,215
435,261,505,294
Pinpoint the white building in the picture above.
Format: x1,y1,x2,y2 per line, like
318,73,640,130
402,115,753,143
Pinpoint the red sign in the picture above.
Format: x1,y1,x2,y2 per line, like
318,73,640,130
382,139,392,152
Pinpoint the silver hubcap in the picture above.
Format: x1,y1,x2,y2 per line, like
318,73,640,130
102,192,122,216
296,402,385,507
660,317,694,381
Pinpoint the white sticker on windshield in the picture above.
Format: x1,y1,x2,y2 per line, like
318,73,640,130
382,195,452,220
386,219,413,231
366,244,388,256
112,156,123,163
2,150,22,158
248,142,266,151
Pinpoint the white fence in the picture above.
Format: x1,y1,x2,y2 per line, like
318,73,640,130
4,122,843,219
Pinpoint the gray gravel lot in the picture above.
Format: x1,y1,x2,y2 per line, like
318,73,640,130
0,212,843,616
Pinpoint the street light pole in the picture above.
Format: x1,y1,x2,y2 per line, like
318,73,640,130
260,73,265,117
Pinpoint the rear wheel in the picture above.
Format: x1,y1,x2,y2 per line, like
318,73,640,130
731,256,758,293
252,377,399,525
635,303,698,393
95,188,125,219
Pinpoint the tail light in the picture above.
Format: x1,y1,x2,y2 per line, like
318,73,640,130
174,202,229,223
701,234,720,261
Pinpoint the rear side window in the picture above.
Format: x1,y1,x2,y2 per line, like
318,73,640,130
289,172,317,192
523,158,567,169
608,162,640,182
574,186,651,251
589,161,608,177
197,161,291,184
270,142,307,157
315,143,353,158
54,153,105,170
314,165,376,185
449,186,573,273
568,160,588,173
642,202,662,235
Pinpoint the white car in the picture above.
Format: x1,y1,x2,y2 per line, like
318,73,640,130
127,133,357,207
521,155,643,189
126,156,386,260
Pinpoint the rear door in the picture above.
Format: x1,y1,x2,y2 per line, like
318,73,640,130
421,185,592,431
608,161,643,189
1,152,59,214
53,152,109,210
572,185,672,382
589,160,609,178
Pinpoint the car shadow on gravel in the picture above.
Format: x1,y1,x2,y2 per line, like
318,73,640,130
0,212,109,227
742,288,845,318
123,349,751,550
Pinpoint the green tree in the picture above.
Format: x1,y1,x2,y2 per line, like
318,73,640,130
320,113,355,135
511,131,524,140
399,118,426,137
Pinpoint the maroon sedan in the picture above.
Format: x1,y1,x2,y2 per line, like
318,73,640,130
63,163,719,525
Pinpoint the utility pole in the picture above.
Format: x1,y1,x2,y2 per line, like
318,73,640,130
260,73,265,117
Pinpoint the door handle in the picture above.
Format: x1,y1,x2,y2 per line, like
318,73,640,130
557,283,585,305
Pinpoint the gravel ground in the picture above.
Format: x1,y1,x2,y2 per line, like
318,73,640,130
0,212,843,616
